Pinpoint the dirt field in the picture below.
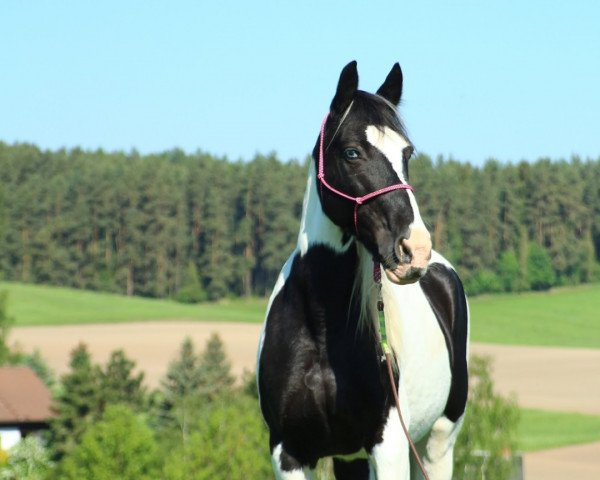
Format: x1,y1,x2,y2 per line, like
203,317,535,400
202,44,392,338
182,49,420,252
11,321,600,479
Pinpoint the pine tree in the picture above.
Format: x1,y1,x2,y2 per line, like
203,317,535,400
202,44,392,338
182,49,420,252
198,333,234,402
100,349,146,411
160,337,204,444
527,242,556,290
162,395,271,480
174,261,207,303
497,250,521,292
50,343,102,460
0,289,15,364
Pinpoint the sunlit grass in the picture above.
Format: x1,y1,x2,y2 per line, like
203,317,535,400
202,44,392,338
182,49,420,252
518,408,600,451
1,281,265,326
3,281,600,349
469,283,600,349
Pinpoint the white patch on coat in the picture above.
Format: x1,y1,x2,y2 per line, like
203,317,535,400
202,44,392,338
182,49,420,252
429,250,454,270
420,415,464,480
297,162,352,256
380,274,453,442
365,125,427,232
370,405,411,479
271,443,313,479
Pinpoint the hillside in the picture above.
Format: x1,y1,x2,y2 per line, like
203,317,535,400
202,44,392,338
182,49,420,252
0,281,265,325
2,281,599,348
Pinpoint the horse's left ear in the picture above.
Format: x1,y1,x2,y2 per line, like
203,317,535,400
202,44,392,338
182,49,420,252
376,63,403,106
330,60,359,115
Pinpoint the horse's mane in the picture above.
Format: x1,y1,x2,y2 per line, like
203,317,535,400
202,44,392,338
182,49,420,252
351,91,410,143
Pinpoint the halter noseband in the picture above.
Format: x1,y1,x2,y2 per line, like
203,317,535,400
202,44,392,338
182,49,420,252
317,112,414,234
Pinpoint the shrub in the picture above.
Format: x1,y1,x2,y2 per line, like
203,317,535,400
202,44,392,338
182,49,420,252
465,270,502,296
0,436,53,480
454,355,520,479
497,250,521,292
174,262,207,303
162,394,271,480
58,405,160,480
527,242,556,290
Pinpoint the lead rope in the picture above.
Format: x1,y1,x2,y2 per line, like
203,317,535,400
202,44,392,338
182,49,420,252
374,261,431,480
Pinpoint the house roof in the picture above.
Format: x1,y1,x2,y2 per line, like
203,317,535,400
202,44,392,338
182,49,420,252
0,366,54,424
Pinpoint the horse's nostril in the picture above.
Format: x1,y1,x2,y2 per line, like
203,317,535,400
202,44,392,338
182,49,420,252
397,239,413,264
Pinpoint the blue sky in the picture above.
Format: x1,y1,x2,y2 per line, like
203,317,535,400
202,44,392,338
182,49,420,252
2,1,599,165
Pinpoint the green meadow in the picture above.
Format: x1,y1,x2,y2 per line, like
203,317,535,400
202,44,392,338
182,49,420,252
1,281,266,326
3,281,599,349
468,283,600,349
519,409,600,451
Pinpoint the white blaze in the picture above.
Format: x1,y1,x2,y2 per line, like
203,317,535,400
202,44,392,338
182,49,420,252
365,125,427,230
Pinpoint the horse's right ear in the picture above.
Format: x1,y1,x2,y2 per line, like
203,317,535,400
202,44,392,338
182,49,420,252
330,61,358,115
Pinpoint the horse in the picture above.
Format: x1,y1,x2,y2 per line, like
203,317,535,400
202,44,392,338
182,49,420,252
257,61,469,480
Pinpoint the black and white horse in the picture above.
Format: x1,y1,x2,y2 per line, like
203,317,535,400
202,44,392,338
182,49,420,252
257,61,469,479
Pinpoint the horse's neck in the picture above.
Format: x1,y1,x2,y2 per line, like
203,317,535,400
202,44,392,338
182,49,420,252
296,163,352,256
295,163,377,331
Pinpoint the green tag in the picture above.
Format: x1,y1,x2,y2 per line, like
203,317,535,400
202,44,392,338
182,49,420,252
378,303,391,355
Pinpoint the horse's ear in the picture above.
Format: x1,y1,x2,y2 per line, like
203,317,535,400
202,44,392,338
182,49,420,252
330,60,358,115
376,63,403,106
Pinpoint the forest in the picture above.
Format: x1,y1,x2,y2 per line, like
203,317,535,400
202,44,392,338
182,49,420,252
0,141,599,299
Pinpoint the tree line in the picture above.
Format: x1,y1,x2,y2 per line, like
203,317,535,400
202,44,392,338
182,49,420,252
0,141,598,299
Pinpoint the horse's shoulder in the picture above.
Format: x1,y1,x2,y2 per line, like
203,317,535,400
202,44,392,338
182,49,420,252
421,250,468,337
419,250,469,422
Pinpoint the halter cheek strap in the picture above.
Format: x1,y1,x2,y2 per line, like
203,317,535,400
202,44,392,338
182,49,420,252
317,113,414,234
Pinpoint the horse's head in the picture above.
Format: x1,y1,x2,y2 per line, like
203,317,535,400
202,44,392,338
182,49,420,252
314,61,432,285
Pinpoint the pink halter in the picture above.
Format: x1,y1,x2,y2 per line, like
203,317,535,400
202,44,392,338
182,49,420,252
317,112,414,234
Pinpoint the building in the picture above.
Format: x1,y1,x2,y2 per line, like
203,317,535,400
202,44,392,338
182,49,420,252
0,366,54,450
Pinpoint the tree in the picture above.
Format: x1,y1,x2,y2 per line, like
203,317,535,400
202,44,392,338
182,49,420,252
162,394,271,480
174,261,207,303
497,250,521,292
198,332,234,402
159,337,204,444
0,290,15,365
49,343,102,460
199,161,236,300
99,349,146,410
59,405,160,480
454,355,520,480
464,270,502,296
527,242,556,290
0,436,53,480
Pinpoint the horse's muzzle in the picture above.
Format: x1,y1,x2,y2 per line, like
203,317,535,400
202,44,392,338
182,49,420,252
385,227,432,284
384,265,428,285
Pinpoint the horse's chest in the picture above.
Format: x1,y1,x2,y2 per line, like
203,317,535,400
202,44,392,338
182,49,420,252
279,337,390,452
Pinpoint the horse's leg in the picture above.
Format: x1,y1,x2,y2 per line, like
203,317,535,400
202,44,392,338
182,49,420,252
271,443,314,480
409,415,465,480
332,458,370,479
370,407,411,480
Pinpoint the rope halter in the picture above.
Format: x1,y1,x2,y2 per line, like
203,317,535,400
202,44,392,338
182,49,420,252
317,112,414,234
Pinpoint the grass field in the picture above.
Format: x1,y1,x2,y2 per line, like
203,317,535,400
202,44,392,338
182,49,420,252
0,281,266,325
468,283,600,349
519,409,600,451
2,281,599,349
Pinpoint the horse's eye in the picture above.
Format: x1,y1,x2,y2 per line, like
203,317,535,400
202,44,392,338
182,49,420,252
343,148,360,161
